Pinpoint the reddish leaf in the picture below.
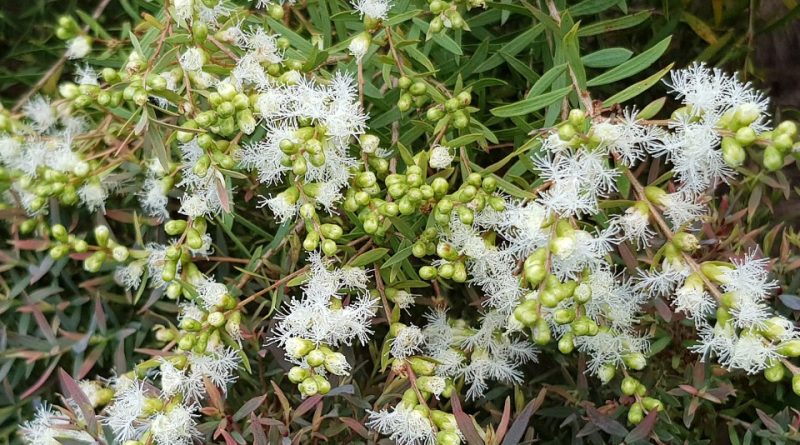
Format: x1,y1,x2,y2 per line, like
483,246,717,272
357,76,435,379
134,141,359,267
340,417,369,439
251,413,268,445
585,405,628,437
58,368,98,434
451,393,485,445
20,359,58,399
494,397,512,444
625,409,658,443
501,388,547,445
234,394,267,422
292,394,323,421
271,381,291,422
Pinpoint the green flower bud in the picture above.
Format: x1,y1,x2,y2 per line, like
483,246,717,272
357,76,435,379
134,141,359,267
673,232,699,252
112,245,130,262
420,266,437,280
83,251,107,273
178,333,196,351
408,357,437,376
597,363,616,384
49,244,70,260
51,224,68,243
623,353,646,370
437,430,461,445
288,366,309,383
207,311,225,328
764,361,785,382
553,308,576,325
307,349,325,367
320,223,343,240
533,318,551,346
398,93,413,112
558,332,575,354
72,239,89,253
621,376,640,395
513,299,539,326
313,375,331,395
94,225,110,247
721,136,746,167
627,403,643,425
299,377,319,396
792,374,800,396
321,239,338,256
735,126,757,146
165,220,188,235
452,110,469,129
777,339,800,357
763,145,784,171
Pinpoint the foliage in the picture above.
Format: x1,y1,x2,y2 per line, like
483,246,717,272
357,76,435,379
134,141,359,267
1,0,800,444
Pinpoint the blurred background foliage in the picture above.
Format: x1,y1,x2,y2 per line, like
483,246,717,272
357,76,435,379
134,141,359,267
1,0,800,444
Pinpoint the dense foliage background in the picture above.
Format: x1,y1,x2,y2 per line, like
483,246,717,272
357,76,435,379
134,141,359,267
1,0,800,444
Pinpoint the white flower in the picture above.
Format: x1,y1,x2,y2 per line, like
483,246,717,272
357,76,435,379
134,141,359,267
179,192,211,218
429,145,453,169
592,109,662,166
575,330,649,375
102,379,149,442
673,276,715,322
78,181,108,212
660,190,706,230
66,36,92,59
351,0,392,20
138,174,170,220
179,47,205,71
74,64,98,85
720,253,778,329
197,0,231,28
391,324,424,359
20,404,94,445
461,339,536,400
150,404,200,445
195,275,229,309
666,63,770,132
367,404,436,445
236,28,283,64
173,0,194,24
608,205,654,248
691,325,778,374
534,143,619,217
23,96,57,132
114,261,145,290
257,193,297,223
348,33,371,62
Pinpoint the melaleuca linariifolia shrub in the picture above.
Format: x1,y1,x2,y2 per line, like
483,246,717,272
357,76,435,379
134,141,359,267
3,0,800,444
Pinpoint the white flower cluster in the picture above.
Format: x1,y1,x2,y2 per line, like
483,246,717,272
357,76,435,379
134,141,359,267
239,72,367,220
20,404,94,445
0,96,107,215
272,252,377,372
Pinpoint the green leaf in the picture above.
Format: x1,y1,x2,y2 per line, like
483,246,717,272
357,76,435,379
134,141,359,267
265,17,314,53
381,244,414,269
568,0,620,16
527,63,568,98
587,36,671,87
602,63,674,106
432,33,463,55
581,48,633,68
474,24,545,73
490,86,572,117
637,97,667,120
349,248,391,267
578,11,651,37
